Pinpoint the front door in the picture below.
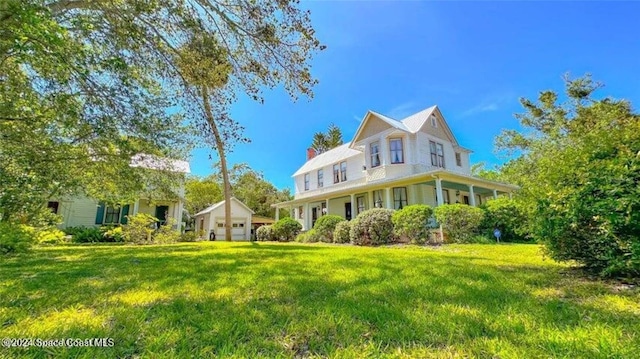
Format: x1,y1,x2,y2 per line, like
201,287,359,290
312,207,318,227
155,205,169,225
345,202,352,220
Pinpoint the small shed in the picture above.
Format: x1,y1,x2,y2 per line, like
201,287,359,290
194,197,254,241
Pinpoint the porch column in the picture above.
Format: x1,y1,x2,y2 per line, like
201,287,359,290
493,189,498,199
275,206,280,221
176,199,184,232
133,200,140,215
304,202,310,230
468,185,476,207
435,177,444,206
385,187,392,209
350,194,355,218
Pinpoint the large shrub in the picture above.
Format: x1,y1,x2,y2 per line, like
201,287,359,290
392,204,434,244
256,225,274,241
66,226,104,243
0,223,35,254
122,213,157,244
295,229,321,243
333,221,351,244
35,227,67,244
349,208,395,246
434,204,485,243
272,217,302,242
480,197,529,242
154,218,180,244
313,215,345,243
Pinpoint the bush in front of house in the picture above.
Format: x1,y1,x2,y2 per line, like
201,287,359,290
35,227,67,244
313,215,345,243
333,221,351,244
480,197,530,242
392,204,434,244
153,218,180,244
349,208,395,246
66,226,104,243
0,223,35,254
179,231,200,242
295,229,321,243
122,213,157,244
434,204,485,243
272,217,302,242
256,225,274,241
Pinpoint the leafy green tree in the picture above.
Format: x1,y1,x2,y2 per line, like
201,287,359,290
185,176,223,216
1,0,323,229
497,74,640,277
310,123,343,154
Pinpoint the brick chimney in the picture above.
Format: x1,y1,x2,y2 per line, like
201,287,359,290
306,148,317,161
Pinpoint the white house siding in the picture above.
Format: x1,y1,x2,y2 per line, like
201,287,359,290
58,197,100,228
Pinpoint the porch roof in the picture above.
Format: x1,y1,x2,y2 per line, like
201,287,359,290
272,169,519,208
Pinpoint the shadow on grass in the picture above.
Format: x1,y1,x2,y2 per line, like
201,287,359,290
1,242,638,358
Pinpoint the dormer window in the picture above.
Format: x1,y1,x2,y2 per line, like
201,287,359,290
389,138,404,164
431,115,437,128
370,142,381,168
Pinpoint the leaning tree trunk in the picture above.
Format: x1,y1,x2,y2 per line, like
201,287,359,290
200,86,232,241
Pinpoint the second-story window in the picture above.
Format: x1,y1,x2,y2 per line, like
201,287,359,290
304,173,310,191
333,164,340,184
455,152,462,167
389,138,404,164
340,161,347,182
370,142,380,167
317,169,323,188
430,140,445,168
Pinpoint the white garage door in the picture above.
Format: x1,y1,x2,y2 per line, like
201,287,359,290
215,221,246,240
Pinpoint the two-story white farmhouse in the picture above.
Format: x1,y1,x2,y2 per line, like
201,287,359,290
273,105,518,230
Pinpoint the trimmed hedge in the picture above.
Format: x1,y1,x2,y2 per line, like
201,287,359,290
313,215,345,243
333,221,351,244
295,229,321,243
272,217,302,242
392,204,434,244
256,225,274,241
349,208,395,246
434,204,485,243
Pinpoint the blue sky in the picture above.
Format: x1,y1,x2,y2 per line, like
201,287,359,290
190,1,640,190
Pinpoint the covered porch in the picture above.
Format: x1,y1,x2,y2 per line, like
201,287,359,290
273,171,518,231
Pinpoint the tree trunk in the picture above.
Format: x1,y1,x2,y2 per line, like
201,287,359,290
200,86,232,241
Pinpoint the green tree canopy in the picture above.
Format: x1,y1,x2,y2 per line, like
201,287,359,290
496,74,640,278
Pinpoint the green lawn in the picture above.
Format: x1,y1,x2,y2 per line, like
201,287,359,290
1,242,638,358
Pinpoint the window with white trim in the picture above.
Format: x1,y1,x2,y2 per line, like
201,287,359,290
455,152,462,167
104,206,121,224
373,190,384,208
389,138,404,164
304,173,310,191
430,141,445,168
333,164,340,184
431,115,437,127
340,161,347,182
370,142,381,168
356,196,365,214
317,169,323,188
393,187,408,209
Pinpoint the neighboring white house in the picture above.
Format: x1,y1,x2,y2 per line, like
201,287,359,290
273,105,519,231
194,197,254,241
49,154,190,232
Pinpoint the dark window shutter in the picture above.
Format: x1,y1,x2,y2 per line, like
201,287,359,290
95,202,105,224
120,204,130,224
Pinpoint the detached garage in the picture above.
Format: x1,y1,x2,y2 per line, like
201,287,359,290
194,197,254,241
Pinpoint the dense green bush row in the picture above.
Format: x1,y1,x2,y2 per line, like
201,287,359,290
257,217,302,242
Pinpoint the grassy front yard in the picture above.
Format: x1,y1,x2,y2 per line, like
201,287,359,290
1,242,638,358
